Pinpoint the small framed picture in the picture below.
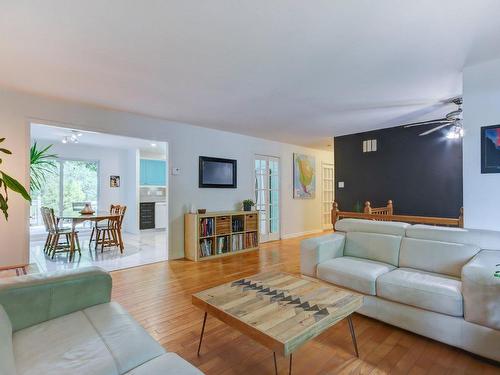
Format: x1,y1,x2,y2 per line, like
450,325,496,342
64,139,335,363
481,125,500,173
110,175,120,187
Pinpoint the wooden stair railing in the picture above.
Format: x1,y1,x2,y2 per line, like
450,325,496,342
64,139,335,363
364,200,393,216
332,201,464,229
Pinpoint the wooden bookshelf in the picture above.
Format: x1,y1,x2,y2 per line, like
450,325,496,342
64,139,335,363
184,210,260,261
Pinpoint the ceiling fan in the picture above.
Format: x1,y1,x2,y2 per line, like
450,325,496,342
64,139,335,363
402,96,463,138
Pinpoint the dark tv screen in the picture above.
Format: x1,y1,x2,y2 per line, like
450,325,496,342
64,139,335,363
199,156,237,188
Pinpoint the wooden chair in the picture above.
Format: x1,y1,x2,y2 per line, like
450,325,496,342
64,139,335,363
95,205,127,253
40,207,53,254
41,207,81,259
89,204,119,244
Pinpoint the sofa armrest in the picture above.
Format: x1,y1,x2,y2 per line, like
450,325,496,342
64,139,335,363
462,250,500,330
0,266,112,332
300,233,345,277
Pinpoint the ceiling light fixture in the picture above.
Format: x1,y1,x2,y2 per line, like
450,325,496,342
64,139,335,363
151,143,157,147
446,123,464,139
62,130,83,144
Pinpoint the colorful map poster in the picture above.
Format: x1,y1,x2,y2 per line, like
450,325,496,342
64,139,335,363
293,153,316,199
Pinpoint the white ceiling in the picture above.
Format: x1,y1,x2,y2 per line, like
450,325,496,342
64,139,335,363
31,123,167,155
2,1,500,149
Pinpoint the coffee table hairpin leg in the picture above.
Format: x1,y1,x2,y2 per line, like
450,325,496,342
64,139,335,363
197,312,207,356
347,314,359,357
273,352,292,375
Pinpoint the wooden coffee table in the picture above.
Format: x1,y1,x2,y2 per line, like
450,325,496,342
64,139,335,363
192,272,363,374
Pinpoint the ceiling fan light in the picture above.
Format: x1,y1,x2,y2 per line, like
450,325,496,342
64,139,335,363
446,124,464,139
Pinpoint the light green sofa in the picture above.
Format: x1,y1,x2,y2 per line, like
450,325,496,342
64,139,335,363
301,219,500,362
0,267,203,375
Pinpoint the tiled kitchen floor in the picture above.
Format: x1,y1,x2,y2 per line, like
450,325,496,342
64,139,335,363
29,230,168,272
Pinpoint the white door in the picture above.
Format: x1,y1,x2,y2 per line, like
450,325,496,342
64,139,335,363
255,155,280,242
321,162,334,229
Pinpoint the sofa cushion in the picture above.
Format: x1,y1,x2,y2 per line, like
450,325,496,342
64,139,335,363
344,232,402,266
83,302,165,374
0,305,17,375
335,219,409,236
0,267,112,332
377,268,463,316
300,233,345,277
125,353,203,375
317,256,395,295
399,238,479,278
406,225,500,250
13,302,166,375
13,310,118,375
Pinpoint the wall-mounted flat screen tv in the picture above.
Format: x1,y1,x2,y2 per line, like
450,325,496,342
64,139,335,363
199,156,237,188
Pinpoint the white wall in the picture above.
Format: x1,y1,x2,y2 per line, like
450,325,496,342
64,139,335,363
123,149,140,235
0,88,333,263
463,57,500,230
0,107,29,268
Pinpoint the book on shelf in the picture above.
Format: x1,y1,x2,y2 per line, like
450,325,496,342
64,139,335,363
199,238,213,257
231,217,244,232
216,236,229,254
231,233,246,251
199,218,214,237
245,232,258,248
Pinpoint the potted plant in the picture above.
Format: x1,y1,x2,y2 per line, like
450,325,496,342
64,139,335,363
0,137,31,220
30,141,57,193
242,199,255,211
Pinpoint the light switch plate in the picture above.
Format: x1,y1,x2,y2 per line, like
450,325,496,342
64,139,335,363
338,181,345,188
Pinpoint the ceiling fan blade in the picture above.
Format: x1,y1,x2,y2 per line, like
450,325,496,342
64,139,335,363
418,123,452,136
446,108,462,120
403,118,452,128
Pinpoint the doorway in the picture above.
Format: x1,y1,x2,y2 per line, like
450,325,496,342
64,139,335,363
321,162,334,229
254,155,280,242
29,122,169,272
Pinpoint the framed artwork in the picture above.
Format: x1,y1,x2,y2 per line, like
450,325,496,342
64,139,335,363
293,153,316,199
481,125,500,174
110,175,120,187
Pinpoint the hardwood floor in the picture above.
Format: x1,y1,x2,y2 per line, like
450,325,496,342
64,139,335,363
111,234,500,374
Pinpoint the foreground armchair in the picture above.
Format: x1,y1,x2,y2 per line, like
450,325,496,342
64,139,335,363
0,267,203,375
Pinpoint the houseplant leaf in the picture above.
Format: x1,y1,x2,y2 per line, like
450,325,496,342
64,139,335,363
0,192,8,220
30,142,57,193
1,172,31,202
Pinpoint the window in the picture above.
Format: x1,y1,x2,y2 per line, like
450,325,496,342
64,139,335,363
30,159,99,230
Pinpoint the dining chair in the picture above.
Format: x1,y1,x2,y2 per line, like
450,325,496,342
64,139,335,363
95,205,127,253
89,204,120,244
40,207,53,254
42,207,81,259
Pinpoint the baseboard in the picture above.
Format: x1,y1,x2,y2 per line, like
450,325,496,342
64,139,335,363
281,229,324,240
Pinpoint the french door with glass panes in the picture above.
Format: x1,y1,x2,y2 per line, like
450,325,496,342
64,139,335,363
321,162,334,229
254,155,280,242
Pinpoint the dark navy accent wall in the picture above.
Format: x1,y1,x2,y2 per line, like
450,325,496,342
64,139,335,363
334,124,463,218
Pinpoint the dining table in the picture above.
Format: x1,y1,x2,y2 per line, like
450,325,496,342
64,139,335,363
57,211,122,261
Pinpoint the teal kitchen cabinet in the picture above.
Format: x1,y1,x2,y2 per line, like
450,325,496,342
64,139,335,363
140,159,166,186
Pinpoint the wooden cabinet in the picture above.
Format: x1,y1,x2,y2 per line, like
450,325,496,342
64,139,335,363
140,159,166,186
185,210,259,261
